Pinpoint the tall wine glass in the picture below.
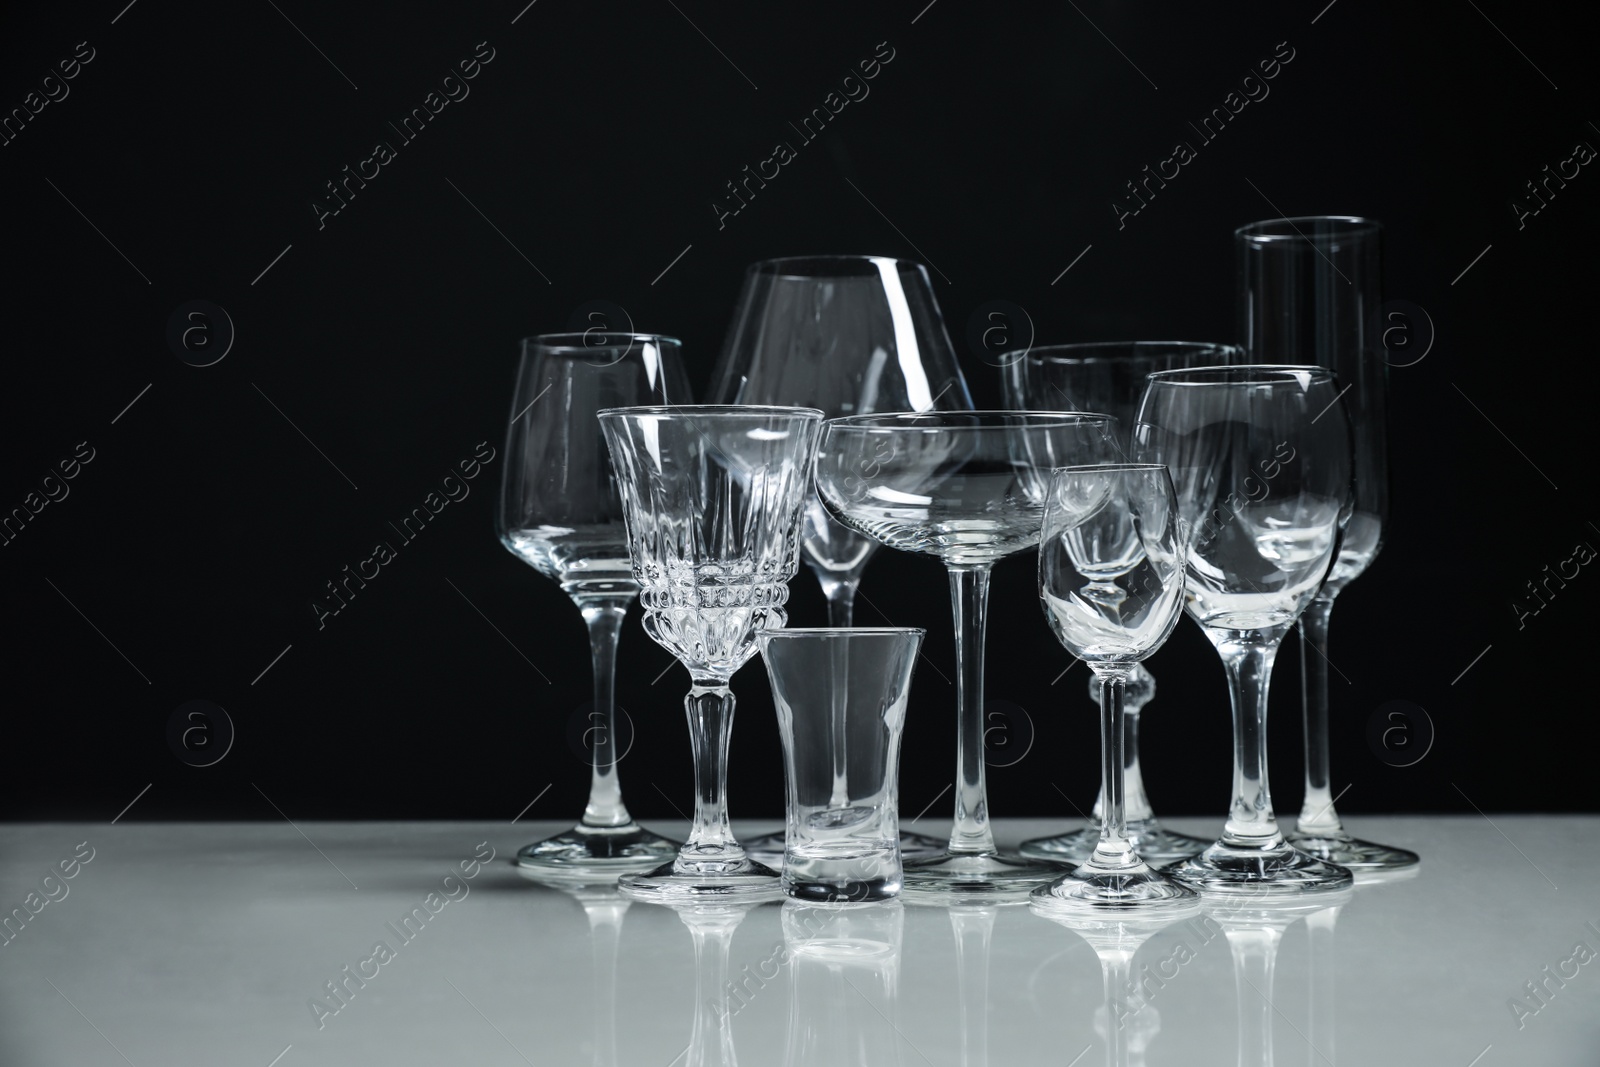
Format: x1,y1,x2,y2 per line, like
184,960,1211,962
1003,342,1238,864
1134,366,1354,897
498,332,690,877
710,255,974,866
600,405,823,903
816,412,1118,900
1237,216,1419,873
1030,464,1197,917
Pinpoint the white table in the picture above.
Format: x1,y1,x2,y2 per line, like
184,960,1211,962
3,817,1596,1065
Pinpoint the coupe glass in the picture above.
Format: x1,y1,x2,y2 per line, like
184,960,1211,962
1030,464,1198,917
816,412,1117,900
497,332,690,877
1134,366,1354,897
1238,216,1419,873
710,254,974,867
1002,342,1238,864
600,405,823,903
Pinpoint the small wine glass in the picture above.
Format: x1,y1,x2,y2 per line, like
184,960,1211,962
816,411,1117,900
1134,366,1354,898
1237,216,1419,873
497,332,689,878
600,405,823,904
1002,342,1237,864
710,255,974,868
1029,463,1198,917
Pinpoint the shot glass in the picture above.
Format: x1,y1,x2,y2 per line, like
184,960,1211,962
759,627,924,903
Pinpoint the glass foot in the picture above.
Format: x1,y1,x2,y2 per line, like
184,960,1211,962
618,850,783,904
515,822,680,882
743,828,948,869
1020,820,1211,865
1167,838,1353,898
1286,829,1420,874
1030,861,1200,918
900,850,1068,903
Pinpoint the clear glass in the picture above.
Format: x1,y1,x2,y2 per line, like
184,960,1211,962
710,255,974,866
1030,464,1198,918
761,628,924,903
1002,341,1238,864
672,902,752,1067
816,412,1118,901
600,405,823,903
1237,216,1419,874
496,332,690,878
782,901,903,1067
1134,366,1355,898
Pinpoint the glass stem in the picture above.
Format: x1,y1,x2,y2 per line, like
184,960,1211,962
822,576,859,629
1306,905,1340,1067
584,900,627,1067
1215,627,1289,850
1296,596,1345,836
1093,702,1155,824
1100,953,1134,1067
1090,668,1137,871
688,914,742,1067
684,680,741,859
579,601,633,829
948,565,996,855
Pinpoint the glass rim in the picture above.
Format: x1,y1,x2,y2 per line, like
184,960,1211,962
760,627,927,638
522,331,682,351
1049,462,1167,474
1144,364,1334,385
825,409,1115,429
596,403,826,420
1234,215,1382,243
1013,341,1242,365
745,254,927,279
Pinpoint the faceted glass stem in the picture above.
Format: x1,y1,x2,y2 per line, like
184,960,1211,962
683,681,743,862
948,565,996,855
1296,596,1343,836
578,600,632,829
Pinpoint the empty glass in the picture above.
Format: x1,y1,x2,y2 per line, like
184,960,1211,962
1030,464,1198,917
1134,367,1354,897
761,627,924,902
497,332,690,877
711,254,973,867
1237,216,1419,873
782,902,904,1067
600,405,823,903
1002,341,1238,865
817,412,1118,900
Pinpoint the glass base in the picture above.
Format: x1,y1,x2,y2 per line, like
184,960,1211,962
1167,838,1354,899
1030,862,1201,919
1019,820,1211,865
744,828,948,869
1286,829,1421,874
900,850,1068,903
515,822,680,882
617,852,783,904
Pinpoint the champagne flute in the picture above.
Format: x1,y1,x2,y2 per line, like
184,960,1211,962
1237,216,1419,873
497,332,689,877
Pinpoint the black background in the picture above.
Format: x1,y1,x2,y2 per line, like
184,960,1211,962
2,0,1591,824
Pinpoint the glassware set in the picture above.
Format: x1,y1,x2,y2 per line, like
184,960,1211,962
498,222,1419,914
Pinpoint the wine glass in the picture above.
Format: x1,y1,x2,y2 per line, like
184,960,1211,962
497,332,690,877
600,405,823,903
710,254,974,867
1237,216,1419,873
816,412,1118,900
1030,464,1198,917
1002,342,1238,864
1133,366,1354,897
